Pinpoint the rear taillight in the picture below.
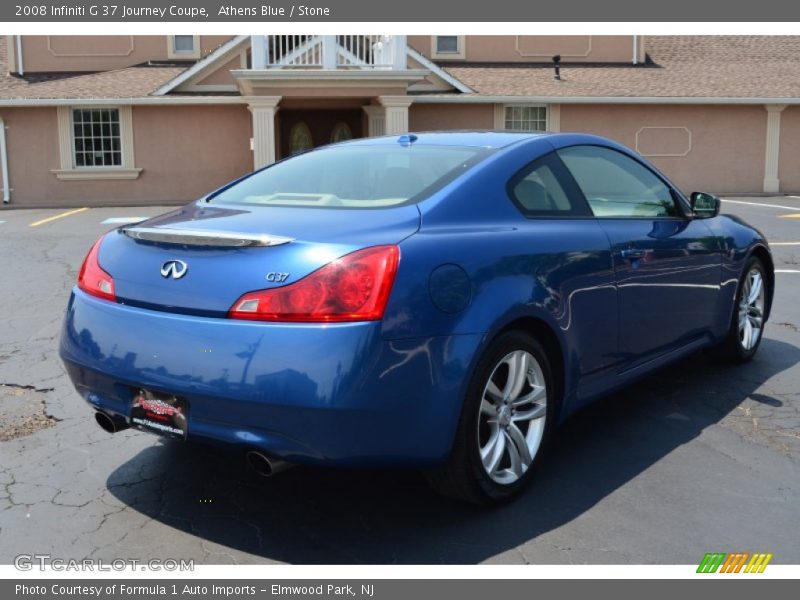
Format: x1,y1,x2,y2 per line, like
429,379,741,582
77,236,116,302
229,245,400,322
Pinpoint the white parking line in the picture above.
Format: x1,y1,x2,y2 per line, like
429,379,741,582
775,269,800,273
101,217,147,225
0,220,5,225
770,242,800,246
721,199,800,211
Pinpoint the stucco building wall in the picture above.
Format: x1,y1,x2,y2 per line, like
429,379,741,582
559,103,768,194
0,104,252,207
409,103,495,132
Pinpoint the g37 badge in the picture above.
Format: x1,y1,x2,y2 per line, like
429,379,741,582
266,272,290,283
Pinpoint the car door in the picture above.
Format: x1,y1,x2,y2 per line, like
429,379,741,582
507,151,619,379
557,144,723,367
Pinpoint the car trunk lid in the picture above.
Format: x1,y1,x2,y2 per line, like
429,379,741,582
98,202,419,316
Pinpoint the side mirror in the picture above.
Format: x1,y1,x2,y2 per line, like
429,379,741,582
690,192,720,218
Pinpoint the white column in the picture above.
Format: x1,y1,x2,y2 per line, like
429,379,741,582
392,35,407,70
379,96,414,135
763,104,786,193
247,96,281,169
251,35,266,70
322,35,337,69
362,105,386,137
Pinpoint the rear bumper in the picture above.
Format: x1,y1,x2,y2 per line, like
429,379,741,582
60,289,481,466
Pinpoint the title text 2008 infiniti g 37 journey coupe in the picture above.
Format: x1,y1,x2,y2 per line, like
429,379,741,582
60,132,774,503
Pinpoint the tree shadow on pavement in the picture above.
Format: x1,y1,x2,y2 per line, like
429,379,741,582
107,337,799,563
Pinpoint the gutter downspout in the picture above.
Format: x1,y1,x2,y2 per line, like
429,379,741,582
15,35,23,75
632,35,638,65
0,118,10,203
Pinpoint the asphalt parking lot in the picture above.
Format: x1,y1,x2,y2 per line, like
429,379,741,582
0,199,799,565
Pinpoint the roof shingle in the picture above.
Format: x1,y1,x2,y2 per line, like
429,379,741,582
0,38,187,100
442,36,800,98
2,36,800,101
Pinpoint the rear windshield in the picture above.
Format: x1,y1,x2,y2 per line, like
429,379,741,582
207,144,492,209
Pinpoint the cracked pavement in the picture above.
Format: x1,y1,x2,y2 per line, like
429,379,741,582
0,201,799,565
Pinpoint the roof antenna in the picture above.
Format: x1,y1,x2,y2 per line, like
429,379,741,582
552,55,561,81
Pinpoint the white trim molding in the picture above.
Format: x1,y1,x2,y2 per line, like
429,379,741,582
154,35,249,96
431,36,466,60
634,126,693,157
410,95,800,105
47,35,134,57
52,168,141,181
406,47,473,93
52,105,141,181
0,96,246,107
763,104,787,193
548,104,561,132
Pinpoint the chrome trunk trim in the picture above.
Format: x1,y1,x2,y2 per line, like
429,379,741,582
121,226,294,248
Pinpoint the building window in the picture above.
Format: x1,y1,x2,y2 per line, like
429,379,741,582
72,108,121,168
52,105,141,180
436,36,459,54
173,36,195,53
330,122,353,143
504,105,548,132
289,122,314,155
167,35,200,59
431,36,466,60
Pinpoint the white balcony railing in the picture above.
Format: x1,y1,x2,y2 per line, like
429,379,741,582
251,35,407,71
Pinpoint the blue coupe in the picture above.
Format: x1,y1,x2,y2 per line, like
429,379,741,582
60,132,773,503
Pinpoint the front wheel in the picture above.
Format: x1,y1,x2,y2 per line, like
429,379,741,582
424,331,555,504
710,256,768,363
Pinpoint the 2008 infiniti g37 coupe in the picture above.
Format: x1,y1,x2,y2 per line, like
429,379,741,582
60,132,774,503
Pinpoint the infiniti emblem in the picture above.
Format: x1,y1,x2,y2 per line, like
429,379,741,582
160,259,188,279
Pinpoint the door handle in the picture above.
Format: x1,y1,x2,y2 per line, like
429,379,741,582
620,248,647,259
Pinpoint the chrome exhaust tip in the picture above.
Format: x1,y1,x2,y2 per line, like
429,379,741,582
94,411,129,434
245,450,292,477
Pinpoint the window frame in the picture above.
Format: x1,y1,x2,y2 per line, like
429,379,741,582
556,144,692,220
168,35,200,60
51,105,141,181
501,104,549,133
431,36,466,60
71,107,123,169
506,151,594,219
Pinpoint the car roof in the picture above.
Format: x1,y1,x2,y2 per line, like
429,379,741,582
344,131,554,149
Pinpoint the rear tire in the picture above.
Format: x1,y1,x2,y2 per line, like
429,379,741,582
709,256,768,364
424,331,555,504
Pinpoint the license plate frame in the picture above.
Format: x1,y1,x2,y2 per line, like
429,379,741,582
130,388,188,441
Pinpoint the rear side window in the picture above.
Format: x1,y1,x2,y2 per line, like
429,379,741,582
557,145,679,218
508,152,591,217
208,144,492,209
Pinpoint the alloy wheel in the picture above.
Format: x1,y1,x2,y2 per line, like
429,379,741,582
739,267,765,351
477,350,547,485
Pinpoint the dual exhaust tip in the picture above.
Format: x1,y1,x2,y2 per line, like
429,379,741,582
245,450,292,477
94,411,129,434
93,411,291,477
